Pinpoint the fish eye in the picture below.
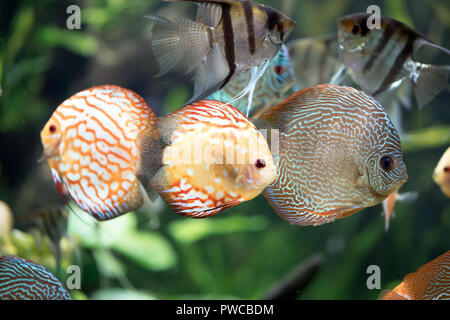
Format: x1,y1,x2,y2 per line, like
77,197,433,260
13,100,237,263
256,159,266,169
274,65,284,74
351,24,361,35
444,166,450,173
380,156,394,171
49,124,57,133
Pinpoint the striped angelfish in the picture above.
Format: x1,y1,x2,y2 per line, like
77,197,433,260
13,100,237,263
0,255,71,300
380,251,450,300
287,35,345,89
40,85,158,221
21,206,70,274
256,84,408,226
148,0,296,104
208,44,296,117
337,13,450,108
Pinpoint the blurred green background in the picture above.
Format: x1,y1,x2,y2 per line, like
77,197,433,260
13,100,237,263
0,0,449,300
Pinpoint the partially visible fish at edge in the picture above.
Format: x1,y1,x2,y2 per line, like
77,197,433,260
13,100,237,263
379,251,450,300
433,147,450,197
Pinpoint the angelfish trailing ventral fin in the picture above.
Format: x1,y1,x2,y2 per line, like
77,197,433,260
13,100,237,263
411,63,450,108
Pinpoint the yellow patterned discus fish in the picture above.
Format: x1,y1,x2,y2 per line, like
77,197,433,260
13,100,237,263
144,100,277,218
433,147,450,198
380,251,450,300
257,84,408,226
40,85,157,221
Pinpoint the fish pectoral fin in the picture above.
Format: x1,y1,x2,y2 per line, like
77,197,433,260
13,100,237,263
378,289,407,300
411,63,450,108
215,154,239,180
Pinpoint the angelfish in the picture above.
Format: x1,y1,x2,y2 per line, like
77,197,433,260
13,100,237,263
141,100,278,218
148,0,296,104
40,85,158,221
337,13,450,108
208,44,296,118
256,84,408,226
380,251,450,300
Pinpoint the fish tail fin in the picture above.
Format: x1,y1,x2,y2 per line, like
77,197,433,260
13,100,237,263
147,15,212,77
412,63,450,109
136,129,164,202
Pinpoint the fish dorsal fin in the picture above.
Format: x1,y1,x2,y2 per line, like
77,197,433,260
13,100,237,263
416,37,450,57
196,2,223,27
258,87,316,132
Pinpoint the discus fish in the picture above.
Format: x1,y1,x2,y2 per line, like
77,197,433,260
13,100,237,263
40,85,158,221
208,44,296,117
0,255,71,300
0,201,13,237
257,84,408,226
288,35,345,89
148,0,295,104
337,13,450,108
380,251,450,300
141,100,277,218
382,190,418,231
433,147,450,197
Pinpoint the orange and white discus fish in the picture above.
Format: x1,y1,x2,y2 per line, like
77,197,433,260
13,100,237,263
433,147,450,198
40,85,157,221
143,100,277,218
380,251,450,300
257,84,408,226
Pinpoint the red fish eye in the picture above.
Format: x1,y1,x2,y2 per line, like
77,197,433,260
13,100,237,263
352,24,361,34
444,166,450,173
256,159,266,169
49,124,57,133
274,66,284,74
380,156,394,171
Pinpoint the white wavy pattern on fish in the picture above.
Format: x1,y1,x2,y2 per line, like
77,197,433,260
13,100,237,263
0,256,70,300
263,85,404,226
51,86,156,220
